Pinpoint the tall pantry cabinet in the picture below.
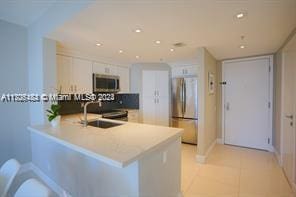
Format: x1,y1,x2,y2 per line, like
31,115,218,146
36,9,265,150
142,70,169,126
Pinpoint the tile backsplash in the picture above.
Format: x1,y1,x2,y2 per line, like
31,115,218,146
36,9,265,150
59,93,139,115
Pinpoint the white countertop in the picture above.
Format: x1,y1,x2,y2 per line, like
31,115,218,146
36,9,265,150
28,116,183,168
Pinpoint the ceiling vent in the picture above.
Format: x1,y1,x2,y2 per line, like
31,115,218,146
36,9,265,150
173,42,186,47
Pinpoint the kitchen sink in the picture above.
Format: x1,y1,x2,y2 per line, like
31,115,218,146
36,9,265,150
87,120,123,129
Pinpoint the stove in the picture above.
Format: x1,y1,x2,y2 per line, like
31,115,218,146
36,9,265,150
102,110,128,121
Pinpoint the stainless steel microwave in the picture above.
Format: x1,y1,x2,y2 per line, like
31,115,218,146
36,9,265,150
93,74,120,93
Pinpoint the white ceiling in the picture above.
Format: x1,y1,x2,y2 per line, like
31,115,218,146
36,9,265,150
0,0,56,26
4,0,295,65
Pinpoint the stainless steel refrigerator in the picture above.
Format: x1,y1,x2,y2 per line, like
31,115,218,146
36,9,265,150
171,77,198,144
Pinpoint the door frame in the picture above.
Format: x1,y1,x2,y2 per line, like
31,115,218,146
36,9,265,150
280,48,296,189
221,55,274,151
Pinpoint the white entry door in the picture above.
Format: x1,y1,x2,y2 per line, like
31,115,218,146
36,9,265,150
222,57,272,150
282,39,296,184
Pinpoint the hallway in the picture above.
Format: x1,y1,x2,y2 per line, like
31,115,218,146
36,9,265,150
182,144,294,197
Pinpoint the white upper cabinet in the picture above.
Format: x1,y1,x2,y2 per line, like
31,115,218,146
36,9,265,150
92,62,105,74
93,62,117,75
57,55,72,94
57,55,92,94
171,65,198,77
117,66,130,93
72,58,92,94
57,55,130,94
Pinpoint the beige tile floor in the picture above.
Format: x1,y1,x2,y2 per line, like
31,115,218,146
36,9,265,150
182,143,295,197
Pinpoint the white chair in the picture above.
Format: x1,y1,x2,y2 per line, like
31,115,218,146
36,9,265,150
14,178,50,197
0,159,21,197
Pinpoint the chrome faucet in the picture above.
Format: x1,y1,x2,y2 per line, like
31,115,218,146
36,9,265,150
83,100,102,127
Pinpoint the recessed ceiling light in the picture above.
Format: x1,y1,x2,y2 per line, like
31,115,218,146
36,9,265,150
134,29,142,33
239,45,246,49
236,12,247,19
170,48,174,52
136,55,140,59
96,43,102,46
119,50,123,53
155,40,161,44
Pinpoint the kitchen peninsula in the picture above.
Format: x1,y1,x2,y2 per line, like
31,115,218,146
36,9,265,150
28,117,183,197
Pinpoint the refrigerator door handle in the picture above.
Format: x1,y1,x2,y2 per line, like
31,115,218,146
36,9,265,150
183,79,186,114
181,78,185,116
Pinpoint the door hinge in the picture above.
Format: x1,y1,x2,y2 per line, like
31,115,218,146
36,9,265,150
269,66,271,72
268,138,270,144
268,102,271,109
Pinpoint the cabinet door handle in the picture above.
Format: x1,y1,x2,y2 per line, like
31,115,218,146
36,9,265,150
105,67,110,74
226,102,230,111
285,115,293,119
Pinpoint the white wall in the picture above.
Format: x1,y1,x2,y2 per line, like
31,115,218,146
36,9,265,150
0,20,30,164
43,38,57,115
195,47,218,158
203,49,218,154
0,1,94,164
27,1,93,125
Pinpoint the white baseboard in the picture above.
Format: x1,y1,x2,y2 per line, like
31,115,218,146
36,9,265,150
274,148,282,166
216,138,223,144
292,183,296,193
196,139,217,164
18,162,71,197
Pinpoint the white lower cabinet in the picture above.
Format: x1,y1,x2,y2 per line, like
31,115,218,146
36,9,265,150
127,110,139,123
142,70,169,126
142,97,156,124
155,96,169,126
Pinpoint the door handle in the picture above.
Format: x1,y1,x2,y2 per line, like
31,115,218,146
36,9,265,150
226,102,230,111
285,115,293,119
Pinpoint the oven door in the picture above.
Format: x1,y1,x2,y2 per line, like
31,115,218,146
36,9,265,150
93,74,120,92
